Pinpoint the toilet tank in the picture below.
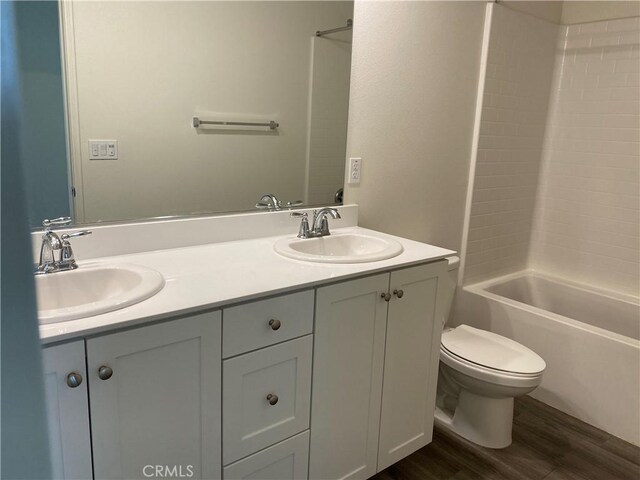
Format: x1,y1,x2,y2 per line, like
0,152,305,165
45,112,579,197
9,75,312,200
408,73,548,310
443,256,460,324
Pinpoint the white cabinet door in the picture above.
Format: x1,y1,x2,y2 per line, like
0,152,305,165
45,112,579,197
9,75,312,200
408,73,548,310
42,341,93,480
223,336,312,465
309,274,389,480
223,431,309,480
88,312,222,480
377,262,447,471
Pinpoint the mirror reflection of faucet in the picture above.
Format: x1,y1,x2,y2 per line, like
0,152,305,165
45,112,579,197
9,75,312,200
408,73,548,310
255,194,303,211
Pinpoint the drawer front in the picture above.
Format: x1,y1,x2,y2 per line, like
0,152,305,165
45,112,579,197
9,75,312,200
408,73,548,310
223,336,312,465
223,431,309,480
223,290,314,358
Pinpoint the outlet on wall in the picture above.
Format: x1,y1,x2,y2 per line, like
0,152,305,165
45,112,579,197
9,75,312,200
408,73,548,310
348,157,362,185
89,140,118,160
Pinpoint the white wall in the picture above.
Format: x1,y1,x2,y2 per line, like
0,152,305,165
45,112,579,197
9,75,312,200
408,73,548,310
562,1,640,24
463,4,559,284
530,17,640,295
344,0,485,252
67,1,352,223
501,1,563,24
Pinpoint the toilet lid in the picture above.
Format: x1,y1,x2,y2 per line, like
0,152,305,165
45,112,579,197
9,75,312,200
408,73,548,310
441,325,546,375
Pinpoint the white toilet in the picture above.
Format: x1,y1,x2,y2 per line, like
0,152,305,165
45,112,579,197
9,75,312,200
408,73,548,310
436,256,546,449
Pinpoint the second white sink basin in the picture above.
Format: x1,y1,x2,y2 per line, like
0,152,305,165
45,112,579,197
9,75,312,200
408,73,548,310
274,232,403,263
36,264,165,324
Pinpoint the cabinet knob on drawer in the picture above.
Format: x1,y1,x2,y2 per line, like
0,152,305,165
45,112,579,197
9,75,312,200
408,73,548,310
394,289,404,299
268,318,282,331
266,393,279,406
381,292,391,302
98,365,113,380
66,372,83,388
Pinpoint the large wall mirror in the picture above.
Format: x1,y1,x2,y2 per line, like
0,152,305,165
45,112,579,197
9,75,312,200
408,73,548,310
21,1,353,226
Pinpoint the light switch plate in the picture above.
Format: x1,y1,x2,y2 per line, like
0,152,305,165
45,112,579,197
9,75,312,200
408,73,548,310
89,140,118,160
347,157,361,185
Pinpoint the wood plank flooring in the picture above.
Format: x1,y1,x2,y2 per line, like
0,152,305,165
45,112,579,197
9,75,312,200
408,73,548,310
372,396,640,480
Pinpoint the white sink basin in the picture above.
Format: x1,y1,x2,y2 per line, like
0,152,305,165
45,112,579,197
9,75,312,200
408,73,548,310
274,233,404,263
36,264,165,324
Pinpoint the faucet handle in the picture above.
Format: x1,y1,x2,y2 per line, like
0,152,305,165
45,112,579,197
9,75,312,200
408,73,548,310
290,212,310,238
43,217,72,228
59,231,91,268
61,230,92,241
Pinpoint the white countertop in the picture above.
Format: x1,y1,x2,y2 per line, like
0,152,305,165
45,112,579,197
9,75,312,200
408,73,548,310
40,226,455,344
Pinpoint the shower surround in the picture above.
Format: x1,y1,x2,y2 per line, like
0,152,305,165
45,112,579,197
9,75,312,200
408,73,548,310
457,3,640,445
463,5,639,296
531,17,640,296
462,5,559,285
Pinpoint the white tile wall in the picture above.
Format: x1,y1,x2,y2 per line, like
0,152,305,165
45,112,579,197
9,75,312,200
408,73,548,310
464,5,559,284
531,17,640,296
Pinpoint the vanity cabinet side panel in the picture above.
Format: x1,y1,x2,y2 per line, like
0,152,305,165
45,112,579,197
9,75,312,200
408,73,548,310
377,261,447,471
42,340,93,480
309,274,389,480
87,312,222,480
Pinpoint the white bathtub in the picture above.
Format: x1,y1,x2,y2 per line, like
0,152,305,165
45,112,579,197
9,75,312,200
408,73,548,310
452,271,640,446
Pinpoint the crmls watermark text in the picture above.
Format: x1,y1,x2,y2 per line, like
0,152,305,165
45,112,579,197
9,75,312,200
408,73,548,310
143,465,194,478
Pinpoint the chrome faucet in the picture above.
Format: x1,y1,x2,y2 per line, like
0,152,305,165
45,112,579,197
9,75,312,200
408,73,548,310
256,194,304,211
312,208,341,236
291,208,341,239
38,221,65,274
256,194,282,210
36,217,92,274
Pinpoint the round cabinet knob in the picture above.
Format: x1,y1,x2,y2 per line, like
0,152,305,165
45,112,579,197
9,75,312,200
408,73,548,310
66,372,83,388
98,365,113,380
394,289,404,299
266,393,279,406
381,292,391,302
268,319,281,331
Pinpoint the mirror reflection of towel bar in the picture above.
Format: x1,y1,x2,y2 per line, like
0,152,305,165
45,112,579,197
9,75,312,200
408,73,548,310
316,19,352,37
192,117,279,130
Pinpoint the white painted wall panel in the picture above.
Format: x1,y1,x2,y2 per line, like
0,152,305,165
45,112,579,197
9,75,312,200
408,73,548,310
344,1,485,253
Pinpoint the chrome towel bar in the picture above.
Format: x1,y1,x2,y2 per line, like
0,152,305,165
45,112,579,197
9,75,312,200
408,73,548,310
316,19,352,37
192,117,279,130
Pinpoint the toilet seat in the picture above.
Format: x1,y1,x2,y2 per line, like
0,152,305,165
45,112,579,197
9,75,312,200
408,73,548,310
440,347,542,388
440,325,545,387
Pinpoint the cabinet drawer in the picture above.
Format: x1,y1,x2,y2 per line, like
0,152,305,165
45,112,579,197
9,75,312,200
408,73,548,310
223,290,314,358
223,430,309,480
223,336,312,465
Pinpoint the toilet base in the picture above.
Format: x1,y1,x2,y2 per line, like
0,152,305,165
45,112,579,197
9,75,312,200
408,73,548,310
435,389,514,449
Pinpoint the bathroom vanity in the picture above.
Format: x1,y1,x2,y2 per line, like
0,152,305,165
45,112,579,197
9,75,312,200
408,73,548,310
38,207,454,480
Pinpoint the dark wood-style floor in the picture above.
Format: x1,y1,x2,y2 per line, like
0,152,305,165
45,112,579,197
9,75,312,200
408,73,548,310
373,396,640,480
